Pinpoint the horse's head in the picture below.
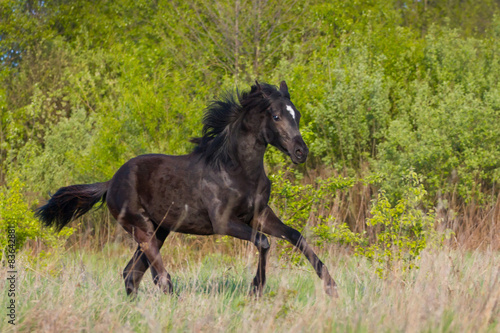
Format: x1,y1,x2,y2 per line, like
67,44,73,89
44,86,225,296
257,81,309,164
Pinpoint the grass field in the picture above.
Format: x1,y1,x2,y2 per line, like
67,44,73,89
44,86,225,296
1,235,499,333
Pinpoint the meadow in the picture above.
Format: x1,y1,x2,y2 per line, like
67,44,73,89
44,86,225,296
1,235,499,332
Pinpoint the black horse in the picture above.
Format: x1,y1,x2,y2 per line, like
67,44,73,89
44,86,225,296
36,81,338,297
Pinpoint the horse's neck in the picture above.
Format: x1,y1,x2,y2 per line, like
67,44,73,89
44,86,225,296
235,130,266,178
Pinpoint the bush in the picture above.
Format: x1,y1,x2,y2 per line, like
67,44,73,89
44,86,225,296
0,178,74,261
355,171,451,276
308,44,391,169
269,169,356,264
271,169,450,276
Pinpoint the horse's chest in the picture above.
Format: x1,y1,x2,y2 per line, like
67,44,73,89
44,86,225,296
203,172,270,223
235,188,269,223
235,195,257,222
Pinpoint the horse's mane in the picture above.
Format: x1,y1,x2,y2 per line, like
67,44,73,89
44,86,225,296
191,82,283,167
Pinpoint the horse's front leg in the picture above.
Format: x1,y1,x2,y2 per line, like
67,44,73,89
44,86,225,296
210,209,270,296
219,221,270,296
254,206,338,297
251,241,269,296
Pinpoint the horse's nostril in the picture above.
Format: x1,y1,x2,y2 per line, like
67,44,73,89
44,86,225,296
295,149,303,157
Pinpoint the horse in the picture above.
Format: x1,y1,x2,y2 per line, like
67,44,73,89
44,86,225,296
36,81,338,297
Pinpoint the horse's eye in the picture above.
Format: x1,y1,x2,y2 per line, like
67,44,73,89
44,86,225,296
272,115,280,121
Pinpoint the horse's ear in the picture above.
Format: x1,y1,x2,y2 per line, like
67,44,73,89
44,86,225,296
280,81,289,95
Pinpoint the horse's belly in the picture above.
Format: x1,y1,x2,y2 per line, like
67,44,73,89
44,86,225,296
156,205,214,235
171,218,214,235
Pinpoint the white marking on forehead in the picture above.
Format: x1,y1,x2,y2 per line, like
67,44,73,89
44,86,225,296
286,105,296,120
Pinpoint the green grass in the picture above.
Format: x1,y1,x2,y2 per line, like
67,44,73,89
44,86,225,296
1,240,499,332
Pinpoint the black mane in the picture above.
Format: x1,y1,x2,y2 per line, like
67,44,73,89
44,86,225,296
191,82,284,167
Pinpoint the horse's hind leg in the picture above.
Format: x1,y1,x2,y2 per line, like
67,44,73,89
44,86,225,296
119,210,173,295
123,245,149,296
147,228,170,283
123,227,170,295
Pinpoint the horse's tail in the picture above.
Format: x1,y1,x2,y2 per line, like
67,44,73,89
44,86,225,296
36,181,110,231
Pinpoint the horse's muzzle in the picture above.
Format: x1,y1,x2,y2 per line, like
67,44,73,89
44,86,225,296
291,136,309,164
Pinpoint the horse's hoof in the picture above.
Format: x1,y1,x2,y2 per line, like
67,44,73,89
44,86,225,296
324,283,339,298
125,288,139,300
158,275,174,294
162,283,174,294
249,285,263,298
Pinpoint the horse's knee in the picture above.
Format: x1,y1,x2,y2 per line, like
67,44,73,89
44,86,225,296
288,228,302,245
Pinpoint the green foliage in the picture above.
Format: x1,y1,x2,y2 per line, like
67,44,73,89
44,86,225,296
308,43,391,168
355,171,451,276
396,0,500,36
269,169,356,264
0,178,74,261
271,170,450,276
0,0,498,255
377,26,500,201
2,0,499,205
312,220,366,248
270,169,356,231
15,108,95,192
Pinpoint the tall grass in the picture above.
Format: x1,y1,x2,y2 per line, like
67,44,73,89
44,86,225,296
1,238,498,332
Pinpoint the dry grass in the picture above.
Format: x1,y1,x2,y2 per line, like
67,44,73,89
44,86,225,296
3,169,498,332
1,237,499,332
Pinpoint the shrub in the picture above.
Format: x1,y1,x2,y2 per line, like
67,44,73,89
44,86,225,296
271,169,450,276
0,178,74,261
269,169,357,264
355,171,452,276
308,44,391,169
